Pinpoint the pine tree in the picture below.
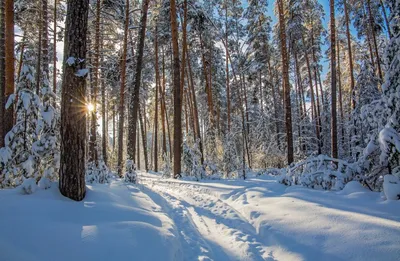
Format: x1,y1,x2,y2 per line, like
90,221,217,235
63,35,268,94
59,0,90,201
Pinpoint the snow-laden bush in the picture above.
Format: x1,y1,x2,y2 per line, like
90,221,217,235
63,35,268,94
162,153,171,178
182,139,204,180
124,160,137,183
20,177,38,194
279,155,359,190
86,160,112,184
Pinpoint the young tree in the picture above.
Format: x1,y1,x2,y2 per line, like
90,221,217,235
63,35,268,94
59,0,90,201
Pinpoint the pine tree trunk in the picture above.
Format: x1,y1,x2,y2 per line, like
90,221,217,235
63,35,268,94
101,33,107,164
89,0,101,164
127,0,150,162
53,0,57,96
0,0,5,147
170,0,182,178
330,0,338,159
4,0,14,137
16,33,25,83
42,0,49,84
139,107,148,171
277,0,294,164
366,0,383,80
225,0,230,132
117,0,129,176
59,0,90,201
161,48,167,156
337,34,345,154
344,0,355,110
36,4,42,95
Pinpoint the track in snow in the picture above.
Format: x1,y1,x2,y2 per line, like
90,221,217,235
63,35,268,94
141,174,275,261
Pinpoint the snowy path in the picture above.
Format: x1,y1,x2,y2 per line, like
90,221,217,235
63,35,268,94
1,173,400,261
139,172,400,261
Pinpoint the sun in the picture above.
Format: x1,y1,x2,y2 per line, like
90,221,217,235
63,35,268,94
87,103,95,112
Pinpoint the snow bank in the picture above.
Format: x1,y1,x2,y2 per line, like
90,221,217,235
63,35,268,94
0,180,182,261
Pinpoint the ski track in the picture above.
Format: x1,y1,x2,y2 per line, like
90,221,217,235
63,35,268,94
141,175,275,261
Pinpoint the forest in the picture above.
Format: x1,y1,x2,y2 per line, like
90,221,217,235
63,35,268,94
0,0,400,260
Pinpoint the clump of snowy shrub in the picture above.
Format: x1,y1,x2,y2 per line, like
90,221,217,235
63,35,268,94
162,153,171,178
124,160,137,183
182,138,204,180
20,177,38,194
279,155,358,190
86,160,112,184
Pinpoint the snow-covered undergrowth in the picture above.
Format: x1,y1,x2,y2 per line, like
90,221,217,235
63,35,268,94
0,179,181,261
86,160,112,184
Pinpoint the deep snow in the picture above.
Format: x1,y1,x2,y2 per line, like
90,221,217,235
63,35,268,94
1,172,399,261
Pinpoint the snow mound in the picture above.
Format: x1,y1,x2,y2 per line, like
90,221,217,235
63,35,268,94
383,175,400,200
337,181,369,195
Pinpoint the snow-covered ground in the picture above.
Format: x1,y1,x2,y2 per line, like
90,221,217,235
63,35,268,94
1,172,399,261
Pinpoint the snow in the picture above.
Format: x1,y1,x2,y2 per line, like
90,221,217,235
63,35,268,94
383,175,400,200
75,68,89,77
1,173,400,261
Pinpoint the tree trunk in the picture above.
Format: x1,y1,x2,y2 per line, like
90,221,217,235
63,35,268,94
161,48,167,156
101,32,107,164
139,107,148,171
53,0,57,96
337,33,345,154
153,26,160,172
4,0,14,137
170,0,182,178
59,0,90,201
277,0,294,164
366,0,383,81
36,4,42,95
225,0,230,132
0,0,4,147
330,0,338,159
343,0,355,110
117,0,129,176
89,0,101,164
42,0,49,85
127,0,150,162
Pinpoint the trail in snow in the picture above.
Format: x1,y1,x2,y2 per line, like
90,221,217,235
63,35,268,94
1,173,399,261
142,175,272,261
139,172,400,261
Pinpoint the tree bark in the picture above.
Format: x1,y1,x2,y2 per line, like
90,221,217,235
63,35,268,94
117,0,129,176
59,0,90,201
4,0,14,137
277,0,294,164
330,0,338,159
170,0,182,178
42,0,49,84
89,0,101,164
153,26,159,172
127,0,150,162
343,0,355,110
53,0,57,96
366,0,383,81
0,0,5,147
